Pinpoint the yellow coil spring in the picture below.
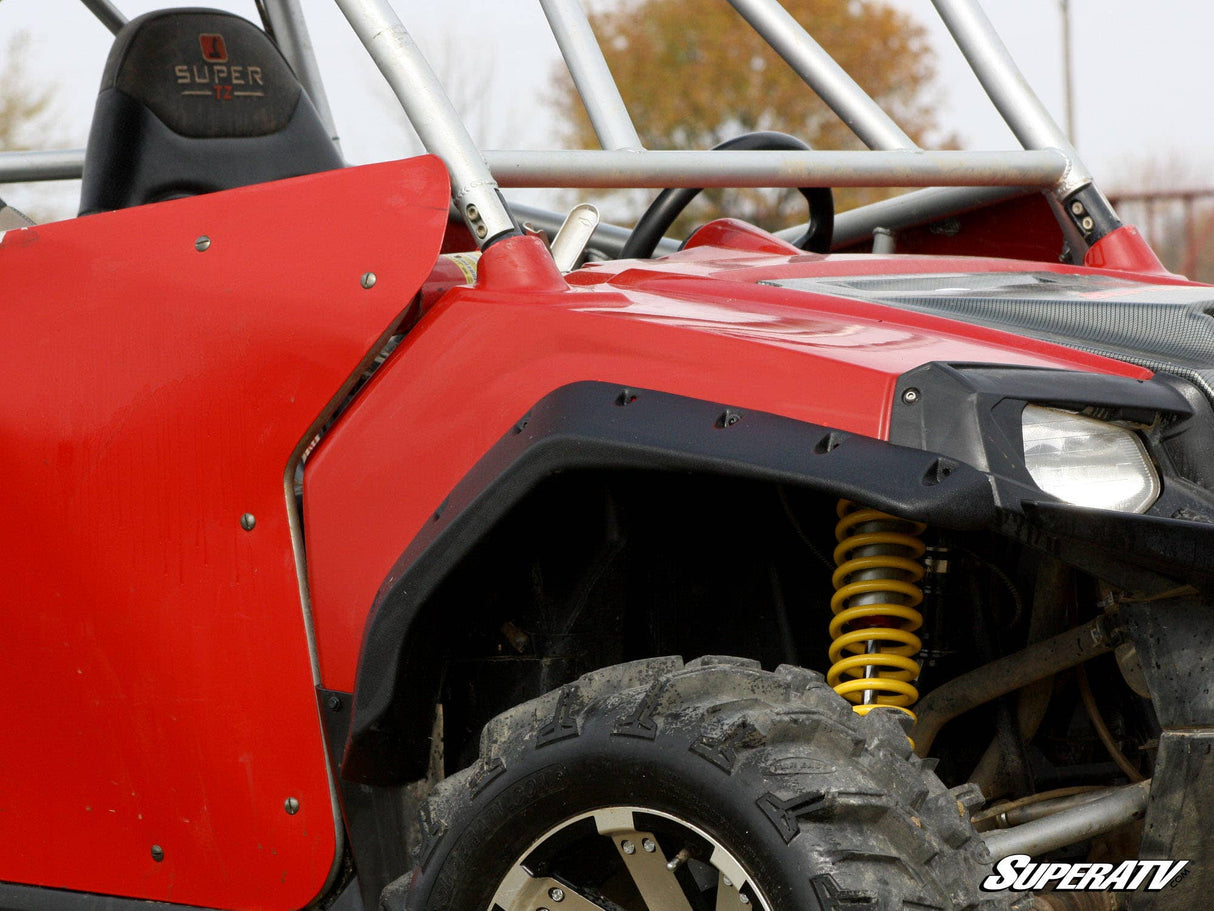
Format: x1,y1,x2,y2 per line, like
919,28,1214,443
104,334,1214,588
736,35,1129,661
827,500,925,720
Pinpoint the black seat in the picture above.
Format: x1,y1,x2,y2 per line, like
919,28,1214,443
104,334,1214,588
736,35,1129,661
79,8,343,215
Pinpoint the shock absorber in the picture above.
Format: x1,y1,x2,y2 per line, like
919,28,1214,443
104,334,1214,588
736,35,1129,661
827,500,926,720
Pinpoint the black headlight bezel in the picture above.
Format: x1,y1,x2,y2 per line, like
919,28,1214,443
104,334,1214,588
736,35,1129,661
888,362,1202,519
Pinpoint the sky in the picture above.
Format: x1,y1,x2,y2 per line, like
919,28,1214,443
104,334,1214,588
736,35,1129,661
0,0,1210,222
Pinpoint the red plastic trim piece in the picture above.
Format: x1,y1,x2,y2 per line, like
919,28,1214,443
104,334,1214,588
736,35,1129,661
1084,224,1172,275
476,234,569,292
683,218,805,255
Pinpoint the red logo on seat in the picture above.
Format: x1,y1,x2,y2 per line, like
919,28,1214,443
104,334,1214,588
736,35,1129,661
199,34,228,63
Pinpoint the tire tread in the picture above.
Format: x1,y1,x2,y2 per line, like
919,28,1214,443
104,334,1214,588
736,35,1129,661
405,656,1014,910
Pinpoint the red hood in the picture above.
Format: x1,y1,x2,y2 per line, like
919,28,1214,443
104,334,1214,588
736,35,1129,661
564,242,1153,395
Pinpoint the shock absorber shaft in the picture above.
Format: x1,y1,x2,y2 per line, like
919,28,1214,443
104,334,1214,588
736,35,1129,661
827,500,926,720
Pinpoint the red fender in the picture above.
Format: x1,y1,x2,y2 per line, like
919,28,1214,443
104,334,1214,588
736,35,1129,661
304,240,1148,693
1,156,448,909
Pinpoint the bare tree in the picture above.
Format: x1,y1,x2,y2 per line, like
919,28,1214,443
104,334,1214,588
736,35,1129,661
0,33,57,148
0,31,72,222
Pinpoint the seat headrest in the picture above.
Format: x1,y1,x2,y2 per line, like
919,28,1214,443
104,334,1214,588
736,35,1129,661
100,8,302,139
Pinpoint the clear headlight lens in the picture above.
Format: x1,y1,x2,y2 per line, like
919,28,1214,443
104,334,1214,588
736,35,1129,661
1022,405,1160,513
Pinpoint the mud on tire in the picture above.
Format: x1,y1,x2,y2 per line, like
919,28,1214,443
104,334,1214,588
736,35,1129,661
384,656,1017,910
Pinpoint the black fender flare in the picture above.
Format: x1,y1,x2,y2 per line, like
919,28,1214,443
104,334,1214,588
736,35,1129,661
340,381,998,784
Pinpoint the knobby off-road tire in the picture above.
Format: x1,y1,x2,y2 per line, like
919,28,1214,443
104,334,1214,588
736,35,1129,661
384,656,1019,910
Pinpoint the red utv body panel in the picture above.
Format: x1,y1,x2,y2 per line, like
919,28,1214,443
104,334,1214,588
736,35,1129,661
304,234,1151,692
1,157,448,909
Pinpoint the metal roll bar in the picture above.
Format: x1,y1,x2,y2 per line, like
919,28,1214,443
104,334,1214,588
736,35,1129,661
481,149,1067,189
259,0,342,150
0,150,87,184
931,0,1087,194
725,0,918,151
334,0,519,245
24,0,1114,254
81,0,126,35
540,0,643,151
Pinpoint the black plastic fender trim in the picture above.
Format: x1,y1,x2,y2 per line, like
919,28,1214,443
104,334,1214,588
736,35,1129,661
1016,501,1214,591
341,381,997,785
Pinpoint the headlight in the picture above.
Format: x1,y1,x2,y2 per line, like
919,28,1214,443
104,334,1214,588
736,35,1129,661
1021,405,1160,513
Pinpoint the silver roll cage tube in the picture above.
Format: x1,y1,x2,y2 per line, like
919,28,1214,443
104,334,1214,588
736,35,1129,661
6,0,1117,256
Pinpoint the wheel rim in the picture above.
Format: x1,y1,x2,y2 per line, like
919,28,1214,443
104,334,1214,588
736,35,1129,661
489,805,774,911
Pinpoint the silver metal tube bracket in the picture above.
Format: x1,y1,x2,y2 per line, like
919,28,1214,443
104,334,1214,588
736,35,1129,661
506,200,680,258
549,204,601,272
982,780,1151,860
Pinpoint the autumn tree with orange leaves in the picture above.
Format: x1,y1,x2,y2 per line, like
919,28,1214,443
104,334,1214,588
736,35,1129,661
549,0,954,232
